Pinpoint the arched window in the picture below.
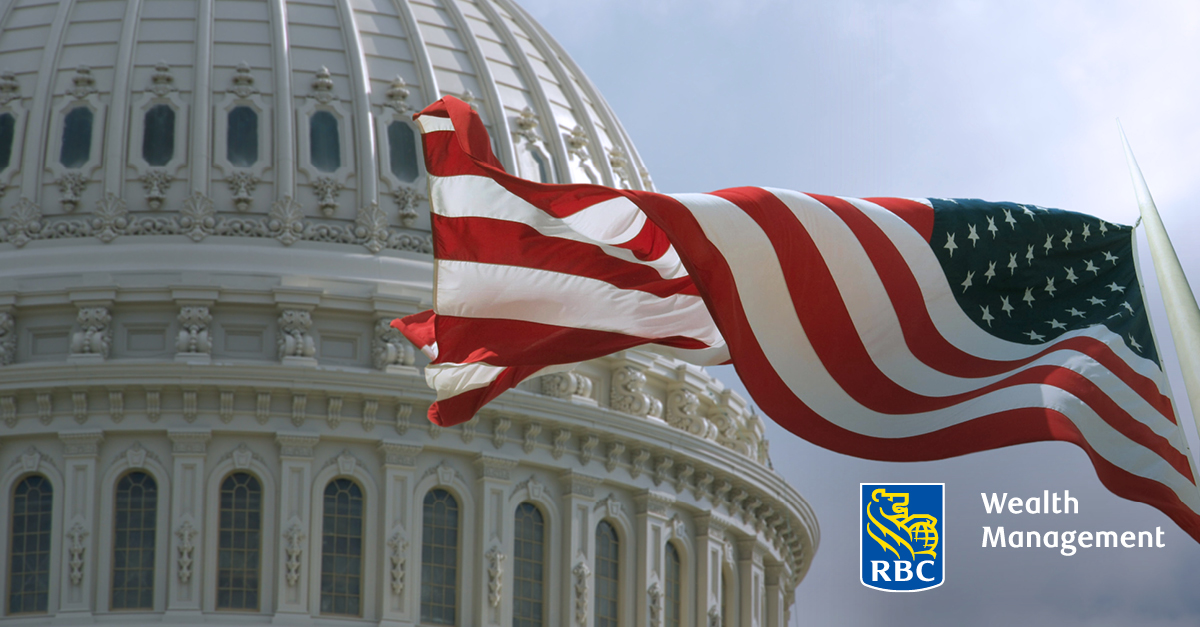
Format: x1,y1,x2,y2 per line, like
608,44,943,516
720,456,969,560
142,104,175,166
320,478,364,616
387,121,418,182
309,110,340,173
59,106,93,168
664,542,682,627
0,112,14,171
513,502,545,627
216,472,262,611
421,489,459,625
8,475,52,615
595,521,619,627
112,471,157,610
530,150,549,184
226,106,258,167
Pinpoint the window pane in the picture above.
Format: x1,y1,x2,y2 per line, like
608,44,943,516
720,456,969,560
513,503,545,627
595,521,620,627
665,543,681,627
112,472,157,610
387,121,418,182
530,150,549,184
0,113,14,171
227,106,258,167
420,489,458,625
142,104,175,166
59,107,92,168
217,473,261,611
320,478,364,616
309,110,340,173
8,475,52,614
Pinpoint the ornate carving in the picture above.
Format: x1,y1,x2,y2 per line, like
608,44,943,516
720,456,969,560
4,199,43,248
91,193,128,243
218,390,235,423
148,61,176,96
0,70,19,105
565,125,590,164
276,433,319,459
71,306,111,357
393,185,425,228
291,394,307,427
69,66,96,100
611,366,661,417
356,202,389,253
597,494,622,520
676,464,694,492
372,318,414,369
605,442,625,473
277,309,315,360
1,396,15,428
394,402,411,435
515,476,545,501
378,442,420,467
714,480,732,504
60,430,102,456
427,419,442,440
695,472,714,500
522,422,541,454
312,176,342,216
310,66,335,104
72,390,87,424
654,457,674,487
459,417,476,443
387,531,408,595
326,396,343,429
573,561,590,624
175,306,213,354
485,547,505,608
362,399,378,431
283,523,305,586
169,430,210,454
146,389,161,422
666,389,715,439
20,447,42,471
513,107,541,144
175,520,197,583
67,522,88,585
182,390,197,422
58,172,88,212
647,582,662,627
541,371,593,400
608,145,631,188
230,443,253,469
255,392,270,424
227,170,259,212
579,434,599,465
708,606,721,627
630,448,650,479
552,429,570,460
231,62,257,98
140,170,173,210
36,392,51,425
492,417,511,449
179,192,215,241
122,442,147,468
384,75,411,113
0,311,14,366
269,196,305,246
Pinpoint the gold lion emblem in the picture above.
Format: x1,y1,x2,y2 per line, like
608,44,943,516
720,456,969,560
866,489,939,560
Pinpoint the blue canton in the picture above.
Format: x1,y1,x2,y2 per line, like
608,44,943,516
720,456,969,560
929,199,1156,364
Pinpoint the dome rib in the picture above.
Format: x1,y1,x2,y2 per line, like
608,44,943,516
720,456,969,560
387,0,441,112
102,0,143,195
268,0,296,197
20,0,75,202
190,0,214,196
338,0,379,204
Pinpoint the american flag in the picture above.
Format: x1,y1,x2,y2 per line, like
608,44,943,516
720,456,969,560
394,97,1200,542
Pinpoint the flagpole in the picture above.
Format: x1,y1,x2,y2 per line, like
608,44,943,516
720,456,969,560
1118,123,1200,444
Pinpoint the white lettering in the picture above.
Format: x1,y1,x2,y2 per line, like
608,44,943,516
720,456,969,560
1025,495,1041,514
916,560,936,582
1008,497,1024,514
893,561,913,582
1008,529,1024,547
1121,531,1135,548
1095,531,1117,548
982,526,1006,547
1064,490,1078,514
871,561,890,582
981,493,1007,514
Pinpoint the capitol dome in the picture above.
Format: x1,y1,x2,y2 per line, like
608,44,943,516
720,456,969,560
0,1,817,625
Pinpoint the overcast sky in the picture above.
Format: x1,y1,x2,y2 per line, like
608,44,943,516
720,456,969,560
519,2,1200,625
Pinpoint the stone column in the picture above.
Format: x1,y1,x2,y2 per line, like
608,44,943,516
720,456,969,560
379,441,421,625
694,514,730,625
472,452,517,626
274,433,319,615
737,539,766,627
560,470,601,627
764,563,786,627
57,429,103,614
167,429,210,615
634,489,673,627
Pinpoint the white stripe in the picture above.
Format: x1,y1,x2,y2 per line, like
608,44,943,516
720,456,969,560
417,114,455,134
670,192,1200,513
435,259,724,347
426,361,574,401
429,175,688,280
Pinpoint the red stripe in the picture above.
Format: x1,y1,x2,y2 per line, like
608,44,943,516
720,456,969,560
865,196,934,242
425,315,713,366
432,215,700,297
427,364,546,427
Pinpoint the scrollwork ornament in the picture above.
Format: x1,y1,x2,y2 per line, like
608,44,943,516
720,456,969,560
70,306,111,357
176,306,213,354
66,522,88,585
387,532,408,596
283,523,305,586
90,193,128,243
573,561,590,624
5,198,43,248
58,172,88,212
269,196,305,246
175,521,197,584
140,170,172,210
372,318,414,369
485,547,505,608
227,171,260,211
180,192,215,242
0,311,14,366
356,202,389,253
312,176,342,216
393,185,425,227
277,309,315,359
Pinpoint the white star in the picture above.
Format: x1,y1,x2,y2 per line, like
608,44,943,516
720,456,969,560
984,261,996,283
986,216,998,238
1122,301,1135,314
1064,266,1078,284
1067,307,1086,318
1023,205,1036,218
1047,319,1067,330
1108,311,1125,319
1025,330,1045,341
1001,296,1014,317
1003,208,1017,229
1062,230,1073,249
1128,334,1142,351
1084,259,1100,275
1099,221,1109,235
961,271,975,293
1023,287,1036,307
944,232,958,257
1104,251,1119,264
1087,296,1106,306
1044,276,1057,297
967,224,980,247
980,305,994,327
1008,253,1018,275
1107,282,1126,293
1043,234,1054,254
1026,244,1035,266
1082,224,1092,241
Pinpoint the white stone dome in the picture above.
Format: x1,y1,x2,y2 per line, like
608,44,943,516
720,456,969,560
0,1,816,625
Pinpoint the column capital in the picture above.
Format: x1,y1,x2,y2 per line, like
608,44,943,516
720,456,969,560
59,429,104,458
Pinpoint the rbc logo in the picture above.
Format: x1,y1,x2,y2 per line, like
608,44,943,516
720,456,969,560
860,483,944,592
